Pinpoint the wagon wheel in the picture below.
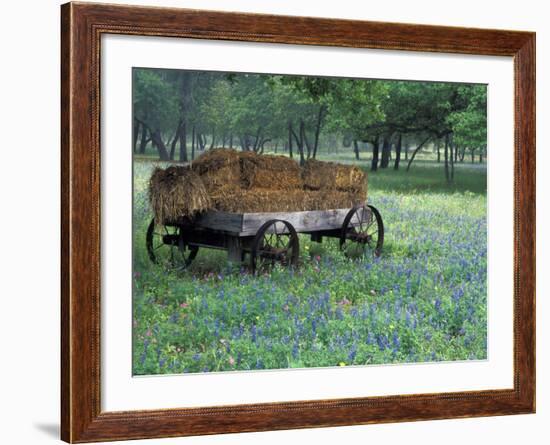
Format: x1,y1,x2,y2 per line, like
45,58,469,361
251,219,299,274
340,205,384,257
146,219,198,271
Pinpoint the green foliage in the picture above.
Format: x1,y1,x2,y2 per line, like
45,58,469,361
133,69,179,132
228,74,277,140
447,85,487,150
133,68,488,163
324,79,388,139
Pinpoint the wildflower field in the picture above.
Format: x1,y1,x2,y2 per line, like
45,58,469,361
132,160,487,375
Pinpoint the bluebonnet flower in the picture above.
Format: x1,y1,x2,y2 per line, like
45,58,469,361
366,332,374,345
292,342,299,359
251,324,257,343
377,334,388,351
348,343,357,362
311,318,317,336
392,332,400,351
452,286,465,302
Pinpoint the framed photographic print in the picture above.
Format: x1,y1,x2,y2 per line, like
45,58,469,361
61,2,535,442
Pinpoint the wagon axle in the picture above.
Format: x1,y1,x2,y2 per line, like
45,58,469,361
161,234,179,246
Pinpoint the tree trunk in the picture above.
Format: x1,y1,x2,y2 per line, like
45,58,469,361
300,119,312,159
353,140,360,160
380,136,391,168
253,126,263,152
479,149,483,163
450,140,455,181
406,136,432,171
151,129,170,161
209,130,216,150
169,136,176,160
460,146,466,162
191,125,196,161
288,122,294,159
371,136,380,171
437,141,441,162
198,133,206,151
471,148,475,163
290,122,305,166
394,133,402,170
404,142,409,161
138,124,149,154
178,71,192,160
179,122,188,162
229,133,233,149
133,120,140,153
312,105,326,159
169,121,182,161
259,138,270,154
444,133,450,182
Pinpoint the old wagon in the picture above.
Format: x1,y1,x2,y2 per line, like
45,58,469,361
146,204,383,273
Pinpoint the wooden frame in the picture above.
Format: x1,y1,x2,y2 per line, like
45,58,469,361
61,2,535,442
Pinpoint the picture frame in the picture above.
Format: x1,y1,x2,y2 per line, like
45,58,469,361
61,1,535,442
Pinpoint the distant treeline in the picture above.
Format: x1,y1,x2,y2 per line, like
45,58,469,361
133,68,487,181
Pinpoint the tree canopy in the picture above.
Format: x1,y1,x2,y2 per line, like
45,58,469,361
133,68,487,180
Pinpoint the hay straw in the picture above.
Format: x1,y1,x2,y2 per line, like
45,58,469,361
239,151,302,190
209,187,365,213
148,165,211,223
149,150,368,219
302,159,367,194
191,148,242,191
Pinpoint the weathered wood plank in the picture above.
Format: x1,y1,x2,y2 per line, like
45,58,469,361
227,236,244,263
193,211,244,234
194,208,354,236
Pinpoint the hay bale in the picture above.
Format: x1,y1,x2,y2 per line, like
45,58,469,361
302,159,367,194
335,164,366,192
149,165,211,223
209,187,365,213
239,151,302,190
309,189,366,211
302,159,336,190
181,149,368,214
191,148,242,191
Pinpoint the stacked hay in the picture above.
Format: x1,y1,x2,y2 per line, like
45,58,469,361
190,148,241,191
148,148,367,218
239,151,303,190
148,165,211,223
210,189,364,213
302,159,367,195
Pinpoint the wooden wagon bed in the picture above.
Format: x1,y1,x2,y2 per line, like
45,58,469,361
191,208,352,236
147,205,383,272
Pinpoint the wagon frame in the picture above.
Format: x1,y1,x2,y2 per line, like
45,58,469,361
146,204,384,273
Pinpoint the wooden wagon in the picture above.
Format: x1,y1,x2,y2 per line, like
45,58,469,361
146,204,383,273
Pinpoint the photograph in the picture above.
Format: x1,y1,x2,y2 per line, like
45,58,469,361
131,68,488,376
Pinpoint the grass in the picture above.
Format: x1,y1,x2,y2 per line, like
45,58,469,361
132,157,487,375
